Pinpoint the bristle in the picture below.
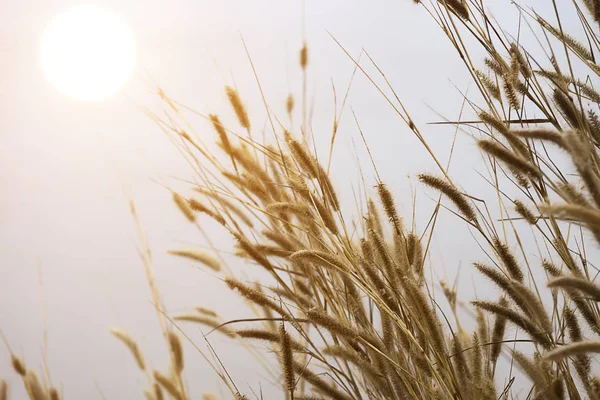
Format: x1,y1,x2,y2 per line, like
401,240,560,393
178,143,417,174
290,250,347,271
323,345,382,379
380,311,394,350
477,113,531,158
485,57,507,76
450,336,471,394
474,263,530,316
406,232,424,281
316,167,340,211
404,277,446,354
548,276,600,301
588,110,600,144
235,171,270,201
306,308,358,340
475,71,501,101
578,83,600,104
225,278,293,322
510,128,565,148
540,203,600,245
188,199,226,225
441,281,457,311
367,199,384,238
194,188,254,227
287,172,311,199
312,196,339,233
478,139,540,177
292,360,352,400
241,234,278,266
492,238,524,282
510,167,530,188
514,200,537,224
539,19,594,61
377,183,404,235
554,89,584,129
209,114,236,171
535,68,571,87
542,202,600,226
473,300,550,348
582,0,600,23
209,114,228,144
509,48,520,83
267,202,311,221
565,308,592,381
286,132,319,178
512,351,550,395
502,75,521,111
236,329,304,350
542,260,562,277
510,43,531,78
444,0,469,20
563,131,600,209
544,341,600,361
565,307,583,342
368,228,401,291
418,174,478,222
279,324,295,395
476,308,489,363
262,230,301,252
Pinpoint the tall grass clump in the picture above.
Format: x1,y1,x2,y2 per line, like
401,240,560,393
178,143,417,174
6,0,600,399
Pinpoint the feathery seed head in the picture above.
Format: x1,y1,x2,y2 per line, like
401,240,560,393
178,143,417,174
11,354,26,376
418,174,477,222
173,192,196,223
168,331,184,374
300,43,308,69
286,94,294,116
168,249,221,272
225,86,251,129
153,370,183,400
514,200,537,224
110,328,146,370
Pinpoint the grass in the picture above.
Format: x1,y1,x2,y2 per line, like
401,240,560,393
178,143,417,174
5,0,600,399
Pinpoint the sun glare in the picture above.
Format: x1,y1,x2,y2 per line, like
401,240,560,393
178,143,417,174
41,5,136,101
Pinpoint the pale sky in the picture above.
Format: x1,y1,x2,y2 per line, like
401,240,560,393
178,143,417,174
0,0,581,398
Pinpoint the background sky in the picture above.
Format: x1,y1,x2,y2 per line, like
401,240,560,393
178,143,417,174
0,0,582,398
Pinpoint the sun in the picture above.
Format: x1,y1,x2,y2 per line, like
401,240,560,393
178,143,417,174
41,5,136,101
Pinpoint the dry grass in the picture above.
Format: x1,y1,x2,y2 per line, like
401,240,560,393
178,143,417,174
6,0,600,399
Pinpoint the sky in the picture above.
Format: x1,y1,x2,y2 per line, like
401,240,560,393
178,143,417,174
0,0,584,398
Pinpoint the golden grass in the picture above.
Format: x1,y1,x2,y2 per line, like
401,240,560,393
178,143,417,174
8,0,600,399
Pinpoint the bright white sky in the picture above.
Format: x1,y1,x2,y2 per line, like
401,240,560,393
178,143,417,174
0,0,582,398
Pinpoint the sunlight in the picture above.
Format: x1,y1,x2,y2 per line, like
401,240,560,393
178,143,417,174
41,5,136,101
